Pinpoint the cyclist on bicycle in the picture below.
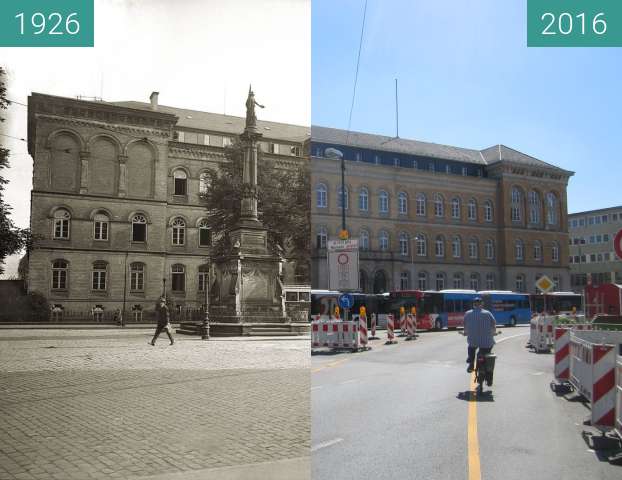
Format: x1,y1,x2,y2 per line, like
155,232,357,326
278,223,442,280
463,296,496,373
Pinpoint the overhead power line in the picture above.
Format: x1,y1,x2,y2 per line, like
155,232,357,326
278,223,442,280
345,0,368,146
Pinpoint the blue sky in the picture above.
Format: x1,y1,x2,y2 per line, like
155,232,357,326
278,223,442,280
312,0,622,214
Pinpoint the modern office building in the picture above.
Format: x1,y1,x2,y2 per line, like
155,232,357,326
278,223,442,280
26,92,309,318
568,206,622,291
311,126,573,293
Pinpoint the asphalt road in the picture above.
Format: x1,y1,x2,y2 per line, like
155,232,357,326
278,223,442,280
311,326,621,480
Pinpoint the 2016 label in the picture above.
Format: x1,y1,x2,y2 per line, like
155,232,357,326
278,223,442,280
540,12,607,36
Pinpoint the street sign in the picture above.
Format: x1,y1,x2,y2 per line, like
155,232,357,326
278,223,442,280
338,293,354,309
614,229,622,260
535,275,555,293
328,239,360,291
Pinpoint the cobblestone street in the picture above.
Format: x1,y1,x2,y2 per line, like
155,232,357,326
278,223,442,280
0,329,310,479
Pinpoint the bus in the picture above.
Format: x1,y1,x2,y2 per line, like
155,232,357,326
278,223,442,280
478,291,531,326
387,289,477,330
310,290,339,320
310,291,390,326
530,292,583,316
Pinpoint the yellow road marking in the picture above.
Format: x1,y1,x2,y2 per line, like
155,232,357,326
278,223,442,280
468,372,481,480
311,358,351,373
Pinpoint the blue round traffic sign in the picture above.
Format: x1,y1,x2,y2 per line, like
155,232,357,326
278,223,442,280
338,293,354,309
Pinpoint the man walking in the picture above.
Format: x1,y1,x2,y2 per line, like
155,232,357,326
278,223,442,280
150,297,174,346
463,297,496,373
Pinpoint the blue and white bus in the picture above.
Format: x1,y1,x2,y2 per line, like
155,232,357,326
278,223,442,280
478,290,531,326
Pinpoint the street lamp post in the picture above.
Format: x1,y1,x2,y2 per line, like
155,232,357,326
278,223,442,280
201,268,210,340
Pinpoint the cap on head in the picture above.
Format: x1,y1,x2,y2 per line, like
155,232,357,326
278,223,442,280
473,296,482,303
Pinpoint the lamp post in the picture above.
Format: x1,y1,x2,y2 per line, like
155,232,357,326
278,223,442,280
201,267,210,340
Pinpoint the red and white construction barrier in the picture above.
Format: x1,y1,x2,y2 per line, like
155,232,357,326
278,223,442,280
569,330,622,431
386,314,397,344
554,326,571,381
615,353,622,439
370,313,378,339
405,313,416,340
311,320,363,352
357,313,368,348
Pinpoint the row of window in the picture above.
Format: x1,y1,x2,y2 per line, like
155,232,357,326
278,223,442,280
569,252,620,264
510,188,558,225
315,227,560,262
177,130,302,156
316,185,494,221
313,147,483,177
569,233,611,245
51,260,209,293
570,212,622,229
571,272,622,287
53,209,212,246
381,270,561,293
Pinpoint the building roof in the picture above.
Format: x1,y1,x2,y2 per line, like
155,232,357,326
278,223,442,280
111,101,310,143
568,205,622,217
312,125,572,174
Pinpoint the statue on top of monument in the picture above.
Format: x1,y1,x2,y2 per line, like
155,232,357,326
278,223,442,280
245,85,264,129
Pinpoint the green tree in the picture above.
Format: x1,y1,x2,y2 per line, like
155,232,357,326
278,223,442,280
201,139,310,280
0,67,29,275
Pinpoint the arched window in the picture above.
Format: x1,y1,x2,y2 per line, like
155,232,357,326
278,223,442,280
546,192,558,225
484,200,493,222
199,172,211,195
435,235,445,257
51,260,68,290
470,273,480,291
434,193,444,217
198,264,209,292
316,184,327,208
173,169,187,196
171,264,185,292
534,240,542,261
93,212,109,241
316,226,327,249
132,214,147,242
486,273,495,290
416,234,427,256
359,229,369,250
416,193,426,216
378,190,389,214
468,237,478,259
53,209,71,239
417,271,428,290
379,230,389,251
552,241,560,262
198,219,211,247
452,236,461,258
400,271,410,290
171,218,186,245
515,239,524,261
92,261,107,291
511,188,522,222
359,187,368,212
467,199,477,221
515,274,525,292
337,186,348,210
529,191,541,224
435,272,446,291
453,272,463,289
130,262,145,292
399,232,409,256
398,192,408,215
485,239,494,260
451,198,460,219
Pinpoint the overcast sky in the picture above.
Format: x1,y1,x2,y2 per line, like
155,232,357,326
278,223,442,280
0,0,310,277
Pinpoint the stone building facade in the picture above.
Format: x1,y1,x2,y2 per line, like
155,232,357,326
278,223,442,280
26,92,309,318
311,126,573,293
568,206,622,291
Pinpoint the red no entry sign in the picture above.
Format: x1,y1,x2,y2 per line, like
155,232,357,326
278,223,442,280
615,229,622,260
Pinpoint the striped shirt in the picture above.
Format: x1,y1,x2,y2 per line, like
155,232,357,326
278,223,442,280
463,307,496,348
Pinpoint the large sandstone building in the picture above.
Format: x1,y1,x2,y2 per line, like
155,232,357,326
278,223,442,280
26,92,309,320
311,126,573,293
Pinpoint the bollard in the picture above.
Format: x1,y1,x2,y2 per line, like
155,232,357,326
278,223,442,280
406,306,417,340
334,306,340,321
386,314,397,345
359,307,369,350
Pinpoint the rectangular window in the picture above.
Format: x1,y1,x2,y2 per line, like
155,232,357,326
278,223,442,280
92,271,106,290
94,221,108,241
223,137,232,147
172,273,185,292
203,134,210,146
269,143,279,154
54,219,69,239
132,224,146,242
174,178,187,195
579,218,585,226
595,216,601,224
177,131,185,142
184,132,198,144
52,270,66,290
130,272,144,291
602,215,608,223
462,167,467,176
199,228,211,247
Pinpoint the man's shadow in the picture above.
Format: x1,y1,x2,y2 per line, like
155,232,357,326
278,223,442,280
457,389,495,402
